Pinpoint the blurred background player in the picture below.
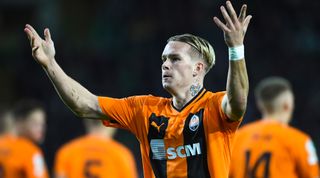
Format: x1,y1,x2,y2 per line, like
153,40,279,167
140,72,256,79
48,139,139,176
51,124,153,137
230,77,320,178
54,119,138,178
0,106,13,135
0,99,49,178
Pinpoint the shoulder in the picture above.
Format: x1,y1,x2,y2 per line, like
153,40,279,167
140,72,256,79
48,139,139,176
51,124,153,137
235,120,287,140
17,137,42,153
198,90,226,108
284,126,318,164
238,120,308,137
257,122,311,146
203,91,227,109
124,94,169,105
99,94,170,107
0,135,11,145
131,94,170,107
285,126,310,142
14,138,45,165
205,91,226,99
57,136,86,154
0,136,41,157
238,121,258,131
236,121,261,136
135,94,169,102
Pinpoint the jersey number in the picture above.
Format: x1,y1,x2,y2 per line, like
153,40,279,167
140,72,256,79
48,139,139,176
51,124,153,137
245,151,271,178
0,163,4,177
84,160,102,178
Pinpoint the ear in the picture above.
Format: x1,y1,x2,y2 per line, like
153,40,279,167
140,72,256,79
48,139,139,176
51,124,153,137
283,99,290,112
193,62,204,77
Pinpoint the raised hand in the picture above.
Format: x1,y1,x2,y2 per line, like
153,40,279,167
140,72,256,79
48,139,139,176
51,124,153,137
213,1,252,47
24,24,56,67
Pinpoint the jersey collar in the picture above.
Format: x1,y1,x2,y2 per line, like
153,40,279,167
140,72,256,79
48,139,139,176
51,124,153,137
171,88,207,112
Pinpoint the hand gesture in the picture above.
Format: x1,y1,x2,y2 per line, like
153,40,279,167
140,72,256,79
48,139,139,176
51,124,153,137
213,1,252,47
24,24,56,67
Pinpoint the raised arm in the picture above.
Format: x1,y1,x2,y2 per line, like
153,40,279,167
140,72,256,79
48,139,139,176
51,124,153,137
24,24,106,119
213,1,252,121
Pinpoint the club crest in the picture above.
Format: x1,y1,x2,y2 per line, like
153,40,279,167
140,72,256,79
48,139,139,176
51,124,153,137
189,114,200,131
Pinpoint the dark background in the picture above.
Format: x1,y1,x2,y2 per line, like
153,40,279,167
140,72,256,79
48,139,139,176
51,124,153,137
0,0,319,177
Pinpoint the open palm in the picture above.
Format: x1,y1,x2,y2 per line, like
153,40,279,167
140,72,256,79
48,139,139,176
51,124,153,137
24,24,56,67
213,1,252,47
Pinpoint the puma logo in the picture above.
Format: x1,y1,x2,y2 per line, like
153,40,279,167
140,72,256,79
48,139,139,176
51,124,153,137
151,121,165,133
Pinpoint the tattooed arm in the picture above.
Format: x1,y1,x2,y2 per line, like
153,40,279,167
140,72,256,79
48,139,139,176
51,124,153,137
24,24,106,119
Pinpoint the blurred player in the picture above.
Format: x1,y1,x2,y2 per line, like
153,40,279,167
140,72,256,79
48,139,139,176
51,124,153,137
230,77,320,178
0,106,12,135
54,119,138,178
25,1,252,177
0,99,49,178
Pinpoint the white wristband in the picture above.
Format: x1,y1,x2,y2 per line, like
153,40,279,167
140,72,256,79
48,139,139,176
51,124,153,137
228,45,244,61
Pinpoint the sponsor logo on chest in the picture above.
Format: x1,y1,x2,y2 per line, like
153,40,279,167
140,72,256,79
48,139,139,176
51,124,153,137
150,139,202,160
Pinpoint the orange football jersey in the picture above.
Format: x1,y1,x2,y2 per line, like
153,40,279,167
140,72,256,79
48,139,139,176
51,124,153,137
54,134,138,178
230,119,320,178
98,89,242,178
0,134,49,178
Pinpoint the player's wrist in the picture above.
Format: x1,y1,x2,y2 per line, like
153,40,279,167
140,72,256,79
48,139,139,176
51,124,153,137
228,45,244,61
42,58,57,70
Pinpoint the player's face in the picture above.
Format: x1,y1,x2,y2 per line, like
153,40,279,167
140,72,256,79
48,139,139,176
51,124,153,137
161,41,196,93
23,109,46,144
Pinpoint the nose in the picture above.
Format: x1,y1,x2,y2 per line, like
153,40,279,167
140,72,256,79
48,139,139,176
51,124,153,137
162,60,170,70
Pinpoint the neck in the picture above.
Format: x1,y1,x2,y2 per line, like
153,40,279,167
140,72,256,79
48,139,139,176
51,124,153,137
88,127,115,138
172,83,203,110
263,112,290,124
4,129,16,136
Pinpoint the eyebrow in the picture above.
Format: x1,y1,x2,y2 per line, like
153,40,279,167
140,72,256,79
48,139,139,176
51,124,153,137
161,53,182,61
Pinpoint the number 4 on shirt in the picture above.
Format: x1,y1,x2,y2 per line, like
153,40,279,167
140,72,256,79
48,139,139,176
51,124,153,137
245,150,272,178
0,163,4,177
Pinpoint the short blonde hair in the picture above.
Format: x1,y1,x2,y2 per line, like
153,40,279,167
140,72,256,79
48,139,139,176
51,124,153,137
255,77,292,112
167,34,215,73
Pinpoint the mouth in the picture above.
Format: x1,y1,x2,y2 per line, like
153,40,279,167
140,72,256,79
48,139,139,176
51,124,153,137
162,73,172,78
162,75,172,79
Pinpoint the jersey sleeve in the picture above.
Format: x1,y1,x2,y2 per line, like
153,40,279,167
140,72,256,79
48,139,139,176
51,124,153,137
211,91,242,130
98,95,147,134
24,149,49,178
294,137,320,178
54,145,70,178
